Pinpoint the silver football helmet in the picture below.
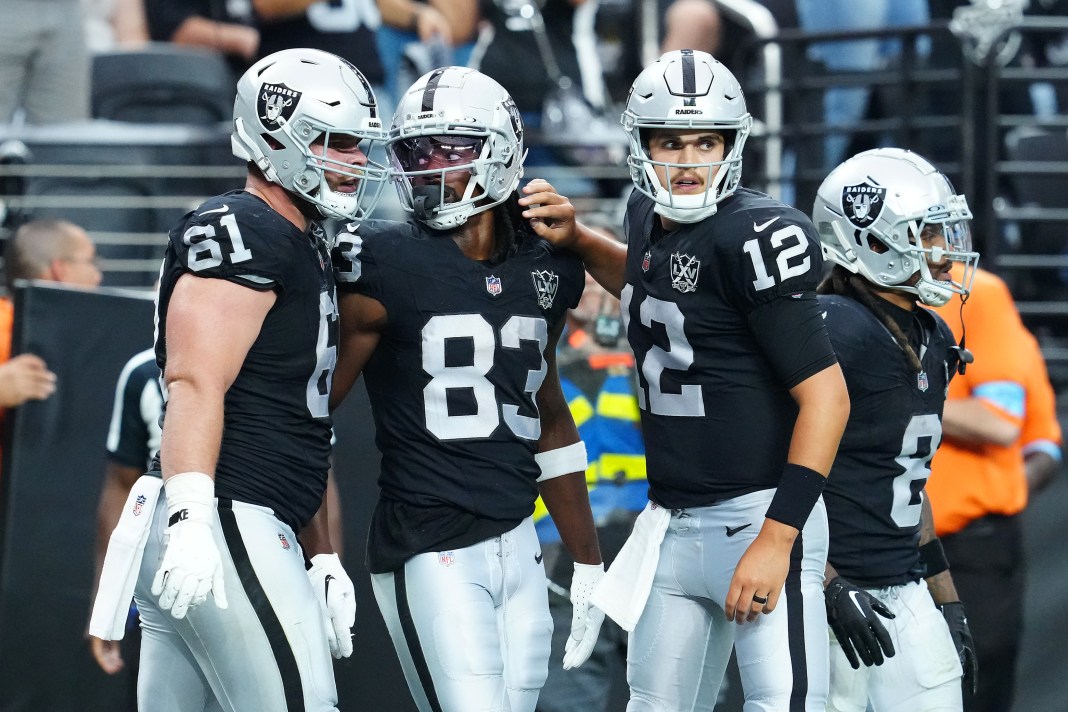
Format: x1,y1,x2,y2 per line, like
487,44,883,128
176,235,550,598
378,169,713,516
388,67,524,230
813,147,980,307
231,48,388,221
622,49,753,223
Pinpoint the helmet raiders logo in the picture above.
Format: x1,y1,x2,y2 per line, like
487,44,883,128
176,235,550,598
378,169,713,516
503,96,523,144
671,252,700,293
258,82,301,130
531,270,559,310
842,181,886,228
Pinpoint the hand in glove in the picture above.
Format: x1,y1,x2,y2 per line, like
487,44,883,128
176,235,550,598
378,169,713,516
938,601,978,695
151,473,228,619
563,562,606,670
307,553,357,659
824,576,896,669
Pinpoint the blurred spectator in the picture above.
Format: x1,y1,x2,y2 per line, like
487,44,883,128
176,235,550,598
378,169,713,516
0,0,91,124
478,0,604,125
376,0,480,105
926,266,1056,711
83,0,150,53
534,222,645,712
253,0,385,106
143,0,259,78
660,0,723,56
0,219,102,474
796,0,931,168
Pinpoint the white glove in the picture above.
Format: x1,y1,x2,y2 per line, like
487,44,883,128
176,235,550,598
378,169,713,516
307,553,356,659
563,562,606,670
151,472,228,619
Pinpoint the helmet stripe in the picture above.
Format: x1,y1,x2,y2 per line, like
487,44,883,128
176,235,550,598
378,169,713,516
421,68,447,113
680,49,697,106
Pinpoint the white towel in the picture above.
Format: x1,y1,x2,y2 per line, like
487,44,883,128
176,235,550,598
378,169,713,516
590,501,670,632
89,475,163,640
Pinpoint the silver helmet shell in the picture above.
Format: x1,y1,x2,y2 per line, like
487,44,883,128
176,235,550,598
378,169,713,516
813,147,979,307
622,49,753,223
231,48,388,221
388,67,524,230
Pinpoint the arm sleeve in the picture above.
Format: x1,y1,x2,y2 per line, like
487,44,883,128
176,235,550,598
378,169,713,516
171,205,290,292
747,292,838,389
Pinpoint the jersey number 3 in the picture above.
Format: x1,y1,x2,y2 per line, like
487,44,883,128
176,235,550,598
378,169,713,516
422,314,548,441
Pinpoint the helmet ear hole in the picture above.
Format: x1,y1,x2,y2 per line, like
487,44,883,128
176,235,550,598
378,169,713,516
261,133,285,151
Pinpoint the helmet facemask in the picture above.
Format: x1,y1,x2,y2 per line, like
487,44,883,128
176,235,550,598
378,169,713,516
287,123,389,221
625,122,750,224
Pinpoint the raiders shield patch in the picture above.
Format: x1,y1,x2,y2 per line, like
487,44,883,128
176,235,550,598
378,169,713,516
841,181,887,228
531,270,558,310
671,252,700,293
258,82,301,130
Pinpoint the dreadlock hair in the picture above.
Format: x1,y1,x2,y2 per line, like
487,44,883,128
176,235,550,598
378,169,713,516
488,192,537,264
817,264,923,373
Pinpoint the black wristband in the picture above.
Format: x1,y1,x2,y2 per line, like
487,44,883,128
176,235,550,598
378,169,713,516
765,463,827,531
919,538,950,577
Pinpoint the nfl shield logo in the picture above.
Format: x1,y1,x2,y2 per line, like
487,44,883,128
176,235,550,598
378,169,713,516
439,551,456,567
258,82,301,130
486,275,503,297
917,371,929,392
842,181,887,228
278,533,291,550
131,494,147,516
670,252,700,293
642,251,652,272
531,270,559,310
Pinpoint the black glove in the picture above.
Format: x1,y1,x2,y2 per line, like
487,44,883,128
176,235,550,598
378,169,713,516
938,601,978,695
824,576,896,669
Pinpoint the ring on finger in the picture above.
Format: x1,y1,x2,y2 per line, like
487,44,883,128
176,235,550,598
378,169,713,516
752,594,769,605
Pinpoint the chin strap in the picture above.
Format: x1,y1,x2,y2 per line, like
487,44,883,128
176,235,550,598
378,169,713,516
412,184,442,221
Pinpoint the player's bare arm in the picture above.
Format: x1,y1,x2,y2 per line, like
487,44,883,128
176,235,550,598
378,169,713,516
725,362,848,624
520,179,627,297
331,291,386,412
162,274,276,477
536,321,602,567
89,459,143,673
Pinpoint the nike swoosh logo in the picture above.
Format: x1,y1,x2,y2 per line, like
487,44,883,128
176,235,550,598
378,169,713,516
725,523,752,537
753,217,780,232
847,589,866,614
199,205,229,216
535,552,544,564
324,574,334,603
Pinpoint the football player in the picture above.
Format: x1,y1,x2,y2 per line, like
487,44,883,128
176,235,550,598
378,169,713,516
813,147,980,711
520,49,850,710
330,67,605,712
98,48,389,711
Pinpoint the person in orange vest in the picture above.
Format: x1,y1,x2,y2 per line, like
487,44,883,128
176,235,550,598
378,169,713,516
927,266,1062,712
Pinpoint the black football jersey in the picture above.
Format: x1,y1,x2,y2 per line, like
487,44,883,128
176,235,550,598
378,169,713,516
820,294,957,587
622,189,836,508
154,190,337,532
334,219,584,569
